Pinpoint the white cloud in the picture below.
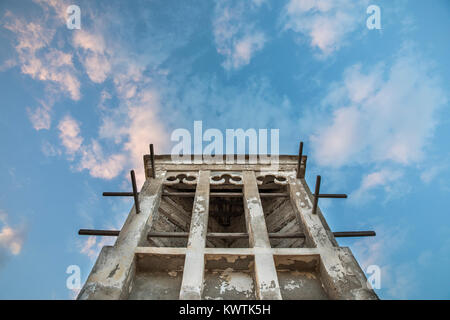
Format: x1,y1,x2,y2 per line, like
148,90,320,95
3,7,81,132
57,115,128,180
385,263,418,299
0,211,27,265
70,20,169,183
27,101,52,131
282,0,368,56
0,227,24,255
79,236,96,259
231,33,266,69
4,2,174,184
73,30,111,83
98,116,128,144
78,232,117,262
58,115,83,155
32,0,70,22
3,16,81,100
78,236,114,261
3,12,53,52
352,224,419,299
73,30,106,54
417,250,432,267
78,141,127,180
353,225,404,269
420,163,448,184
122,91,168,185
0,58,17,72
351,169,403,204
41,140,61,157
75,185,129,261
213,0,267,70
309,52,447,168
311,105,363,166
360,170,400,190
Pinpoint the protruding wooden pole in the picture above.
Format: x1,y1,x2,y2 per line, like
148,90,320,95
149,144,156,178
130,170,140,213
296,141,303,179
312,175,321,215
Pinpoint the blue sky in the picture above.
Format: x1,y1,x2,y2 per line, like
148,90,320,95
0,0,449,299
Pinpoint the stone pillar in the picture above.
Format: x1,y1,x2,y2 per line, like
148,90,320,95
288,176,378,300
77,173,165,300
179,170,210,300
242,171,282,300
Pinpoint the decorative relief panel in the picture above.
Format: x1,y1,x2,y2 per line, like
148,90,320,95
210,172,243,186
256,174,288,186
164,172,198,185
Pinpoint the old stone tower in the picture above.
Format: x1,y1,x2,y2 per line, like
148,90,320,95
77,147,378,300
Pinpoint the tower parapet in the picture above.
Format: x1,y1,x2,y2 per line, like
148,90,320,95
78,149,378,300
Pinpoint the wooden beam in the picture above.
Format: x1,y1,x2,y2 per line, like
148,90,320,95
134,246,322,257
162,191,288,198
147,232,305,239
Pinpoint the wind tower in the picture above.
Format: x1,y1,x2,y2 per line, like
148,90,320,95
77,143,378,300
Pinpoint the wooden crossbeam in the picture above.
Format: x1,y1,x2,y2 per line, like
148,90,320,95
162,191,288,197
79,230,376,239
312,175,347,214
102,170,140,213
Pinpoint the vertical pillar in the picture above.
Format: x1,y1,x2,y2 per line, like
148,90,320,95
288,176,378,300
242,171,282,300
288,176,334,248
77,172,166,300
179,170,210,300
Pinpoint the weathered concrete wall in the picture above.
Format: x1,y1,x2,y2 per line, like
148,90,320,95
288,175,378,300
77,173,165,300
79,156,378,300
